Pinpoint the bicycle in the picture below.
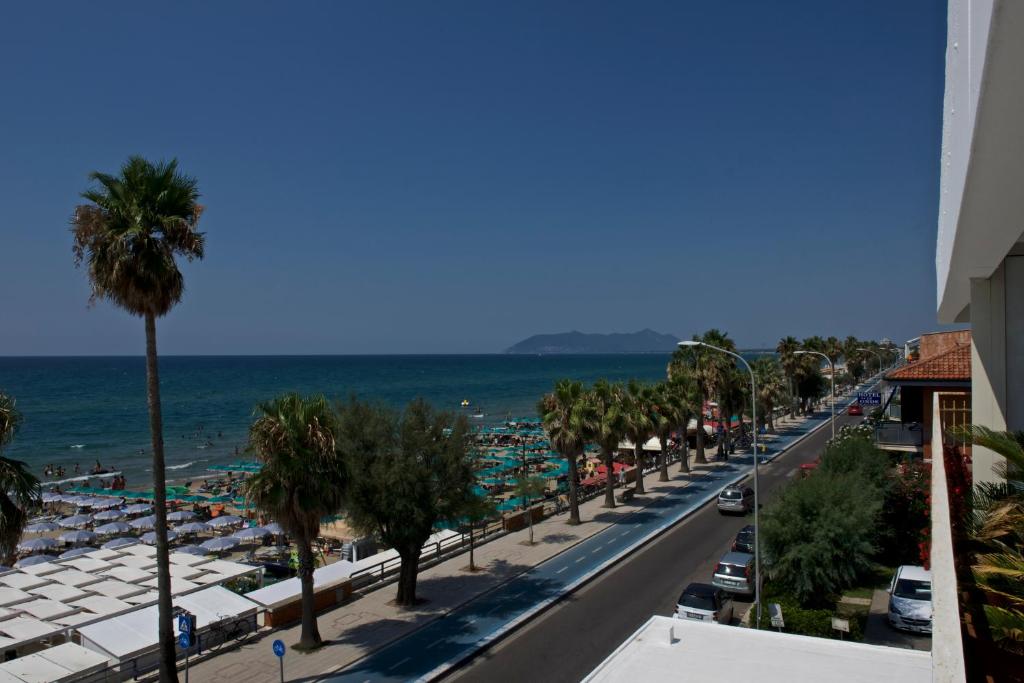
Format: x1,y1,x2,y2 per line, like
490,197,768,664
201,613,253,652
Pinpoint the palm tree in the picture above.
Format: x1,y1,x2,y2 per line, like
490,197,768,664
777,336,800,418
0,393,40,564
71,156,203,681
752,357,787,433
538,380,595,525
513,475,548,545
668,344,704,464
242,393,345,651
650,382,684,481
698,330,736,458
590,380,627,508
623,381,654,495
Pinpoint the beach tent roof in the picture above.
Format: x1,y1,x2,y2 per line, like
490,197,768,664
0,642,111,682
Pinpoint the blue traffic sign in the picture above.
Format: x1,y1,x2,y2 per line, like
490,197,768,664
178,632,191,649
857,393,881,406
178,614,194,635
272,639,286,657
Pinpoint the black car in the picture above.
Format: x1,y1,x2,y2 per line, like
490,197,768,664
732,525,755,554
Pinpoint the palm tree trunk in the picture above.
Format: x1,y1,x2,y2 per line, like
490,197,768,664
566,453,581,525
145,313,177,683
658,435,669,482
296,536,321,649
678,419,691,473
527,503,534,544
602,447,616,508
468,525,475,570
789,376,796,418
767,401,775,433
695,393,708,464
633,443,645,494
396,545,422,606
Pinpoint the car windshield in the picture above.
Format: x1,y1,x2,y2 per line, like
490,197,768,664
736,531,754,544
681,593,715,610
721,490,742,500
894,578,931,601
716,563,747,577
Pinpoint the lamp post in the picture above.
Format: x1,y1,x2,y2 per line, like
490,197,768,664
795,350,835,441
857,347,884,378
678,340,761,628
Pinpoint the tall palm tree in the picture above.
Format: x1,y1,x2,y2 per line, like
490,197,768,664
71,157,203,681
623,380,654,495
752,357,787,433
668,344,705,464
650,382,684,481
0,393,40,564
242,394,345,651
590,380,627,508
777,336,800,418
699,330,736,458
538,380,595,525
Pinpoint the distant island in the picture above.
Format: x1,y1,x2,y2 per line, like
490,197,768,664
505,329,681,355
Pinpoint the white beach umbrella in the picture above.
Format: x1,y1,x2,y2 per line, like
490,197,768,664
93,509,124,522
41,492,62,504
174,545,210,557
58,530,98,545
15,555,57,568
208,515,243,529
59,547,99,559
167,510,196,522
101,537,138,550
24,522,60,534
176,522,212,535
140,530,178,545
233,527,271,542
200,537,239,552
17,537,58,553
261,522,285,535
95,521,132,536
123,504,152,516
91,498,124,510
128,515,156,531
58,515,93,529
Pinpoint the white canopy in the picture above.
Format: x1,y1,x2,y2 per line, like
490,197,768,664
245,559,355,610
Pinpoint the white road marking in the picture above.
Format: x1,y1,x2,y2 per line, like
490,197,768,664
388,657,410,671
425,638,445,650
556,566,568,574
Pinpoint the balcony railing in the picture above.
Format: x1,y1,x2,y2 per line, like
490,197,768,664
874,421,925,448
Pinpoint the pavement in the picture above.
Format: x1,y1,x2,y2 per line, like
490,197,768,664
862,588,932,652
179,381,876,683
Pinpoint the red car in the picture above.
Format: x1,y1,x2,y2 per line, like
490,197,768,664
848,404,864,416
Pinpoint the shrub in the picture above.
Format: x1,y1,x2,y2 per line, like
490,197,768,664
756,587,865,641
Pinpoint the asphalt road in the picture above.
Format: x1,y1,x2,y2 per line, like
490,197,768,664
445,409,863,683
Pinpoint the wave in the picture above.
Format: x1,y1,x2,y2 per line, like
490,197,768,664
165,461,197,471
44,471,122,486
69,444,85,449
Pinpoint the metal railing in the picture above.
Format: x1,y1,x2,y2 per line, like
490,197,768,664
874,421,925,447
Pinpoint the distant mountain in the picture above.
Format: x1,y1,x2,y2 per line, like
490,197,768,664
505,329,681,355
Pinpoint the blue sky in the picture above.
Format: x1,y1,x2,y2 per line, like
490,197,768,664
0,1,947,354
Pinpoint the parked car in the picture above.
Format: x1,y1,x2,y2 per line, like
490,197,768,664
732,525,755,554
675,582,734,624
712,551,756,596
888,565,933,634
717,485,754,514
848,404,864,416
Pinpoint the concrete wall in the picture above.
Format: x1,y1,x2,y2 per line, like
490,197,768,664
920,330,972,359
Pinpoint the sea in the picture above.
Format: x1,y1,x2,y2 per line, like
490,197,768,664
0,355,675,488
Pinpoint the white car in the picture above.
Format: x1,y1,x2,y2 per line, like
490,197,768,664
674,583,734,625
888,565,933,634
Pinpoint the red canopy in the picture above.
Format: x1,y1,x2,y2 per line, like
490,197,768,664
596,462,627,476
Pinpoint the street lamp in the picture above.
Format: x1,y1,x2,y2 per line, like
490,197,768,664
794,350,835,441
678,340,762,628
857,347,884,378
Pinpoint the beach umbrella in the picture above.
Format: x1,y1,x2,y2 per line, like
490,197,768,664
74,497,98,508
176,522,212,535
233,527,271,542
58,530,98,545
167,510,196,522
123,504,151,515
140,530,178,545
58,515,93,529
128,515,156,531
17,538,58,553
41,492,62,504
95,522,132,536
14,555,57,568
208,515,243,529
101,537,138,550
200,537,239,552
261,523,285,536
24,522,60,534
173,545,210,557
206,495,232,503
93,509,124,522
59,547,98,559
91,498,123,510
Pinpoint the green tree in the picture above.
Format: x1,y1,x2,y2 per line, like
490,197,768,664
752,357,787,433
777,336,801,418
513,475,548,545
650,382,684,481
242,393,345,650
338,398,475,606
623,380,654,494
667,346,701,469
0,393,40,564
71,157,204,681
589,380,627,508
458,495,498,571
538,380,596,525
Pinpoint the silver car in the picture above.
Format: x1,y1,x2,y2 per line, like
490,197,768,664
712,551,756,596
717,485,754,514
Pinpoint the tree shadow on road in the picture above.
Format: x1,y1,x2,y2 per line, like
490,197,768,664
540,532,578,544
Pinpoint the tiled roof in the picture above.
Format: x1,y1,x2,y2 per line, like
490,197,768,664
885,343,971,382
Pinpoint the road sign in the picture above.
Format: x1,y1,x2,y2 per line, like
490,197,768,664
831,617,850,633
178,613,195,635
769,603,784,629
178,632,191,649
857,392,881,406
272,639,286,658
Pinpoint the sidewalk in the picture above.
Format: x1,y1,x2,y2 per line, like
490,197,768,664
181,412,817,683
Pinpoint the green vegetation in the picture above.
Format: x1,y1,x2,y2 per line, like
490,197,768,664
243,393,346,650
590,379,628,508
71,156,204,681
0,393,40,563
513,475,547,545
538,380,596,525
